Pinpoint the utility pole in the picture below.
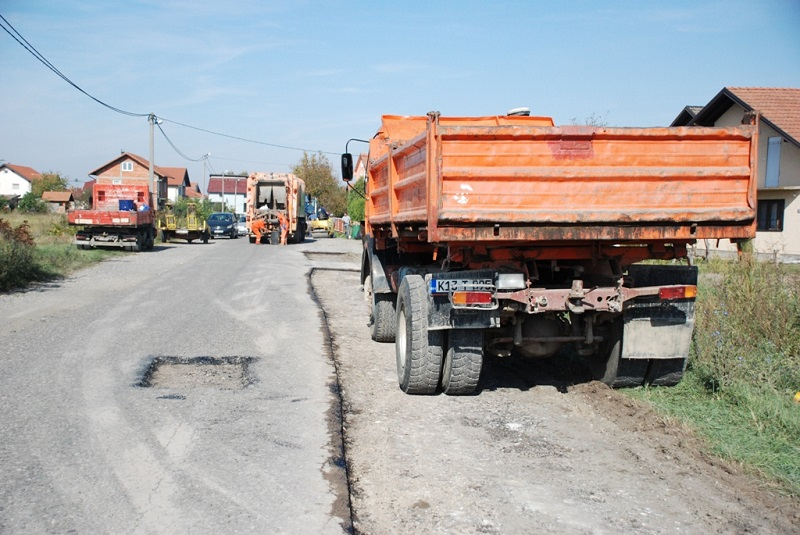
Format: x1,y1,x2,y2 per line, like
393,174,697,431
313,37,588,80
148,113,162,209
202,153,210,197
148,114,155,209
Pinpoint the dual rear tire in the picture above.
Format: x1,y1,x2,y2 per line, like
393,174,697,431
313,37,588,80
588,318,687,388
394,275,483,395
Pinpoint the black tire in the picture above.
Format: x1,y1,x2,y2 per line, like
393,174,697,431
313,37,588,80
366,275,396,343
132,234,143,252
249,236,256,244
160,230,169,243
442,330,483,395
645,358,688,386
203,233,209,244
395,275,443,394
588,319,648,388
270,230,280,245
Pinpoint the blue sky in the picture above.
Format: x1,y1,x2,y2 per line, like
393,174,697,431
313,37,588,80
1,0,799,190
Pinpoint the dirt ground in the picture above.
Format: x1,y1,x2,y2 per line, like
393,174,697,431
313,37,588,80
311,265,799,535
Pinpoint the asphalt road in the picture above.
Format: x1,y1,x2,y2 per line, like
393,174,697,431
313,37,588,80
2,234,797,535
0,234,359,534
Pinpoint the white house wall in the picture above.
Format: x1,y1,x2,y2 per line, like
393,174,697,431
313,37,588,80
0,168,32,196
208,193,246,214
704,105,800,258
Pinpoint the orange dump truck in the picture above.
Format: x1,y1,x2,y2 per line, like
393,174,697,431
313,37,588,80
342,111,757,395
68,183,156,251
245,172,307,244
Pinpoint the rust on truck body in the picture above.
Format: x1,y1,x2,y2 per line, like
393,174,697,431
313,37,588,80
350,110,758,394
366,113,757,260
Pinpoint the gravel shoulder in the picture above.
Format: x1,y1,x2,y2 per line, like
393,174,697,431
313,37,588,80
312,266,799,535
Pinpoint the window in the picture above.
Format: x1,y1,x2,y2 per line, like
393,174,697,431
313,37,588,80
121,161,133,172
12,183,19,190
757,199,784,232
765,137,781,187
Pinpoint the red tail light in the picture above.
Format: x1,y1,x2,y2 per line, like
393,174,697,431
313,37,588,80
452,291,493,306
658,285,697,300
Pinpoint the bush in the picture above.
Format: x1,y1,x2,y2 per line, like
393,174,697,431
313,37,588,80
0,218,46,291
17,192,48,213
693,258,800,393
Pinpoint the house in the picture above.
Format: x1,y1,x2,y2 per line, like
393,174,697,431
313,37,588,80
672,87,800,260
0,163,40,207
161,166,191,203
185,181,204,200
207,174,248,214
87,152,170,209
42,191,74,213
354,153,368,182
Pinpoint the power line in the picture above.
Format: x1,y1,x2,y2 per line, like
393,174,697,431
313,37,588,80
1,13,338,161
0,14,148,118
155,122,204,162
158,116,338,156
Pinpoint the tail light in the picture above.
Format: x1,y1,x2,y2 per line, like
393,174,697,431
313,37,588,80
658,285,697,300
451,291,494,307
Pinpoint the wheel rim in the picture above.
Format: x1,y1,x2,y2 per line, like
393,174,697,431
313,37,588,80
396,307,407,373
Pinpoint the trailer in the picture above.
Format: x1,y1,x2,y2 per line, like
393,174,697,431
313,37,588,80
158,202,210,244
68,183,156,252
342,110,757,395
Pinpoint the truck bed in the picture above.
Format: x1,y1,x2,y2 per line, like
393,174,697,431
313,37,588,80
68,209,154,227
367,114,757,244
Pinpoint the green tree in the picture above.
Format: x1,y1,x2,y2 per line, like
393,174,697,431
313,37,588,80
292,152,347,216
346,177,366,221
31,172,69,197
17,191,48,213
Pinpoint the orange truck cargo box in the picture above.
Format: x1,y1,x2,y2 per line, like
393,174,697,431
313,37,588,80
366,112,756,245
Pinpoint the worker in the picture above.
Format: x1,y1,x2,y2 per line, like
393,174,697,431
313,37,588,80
251,216,266,244
278,212,289,245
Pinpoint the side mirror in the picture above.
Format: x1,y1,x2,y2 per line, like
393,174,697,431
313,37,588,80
341,153,353,182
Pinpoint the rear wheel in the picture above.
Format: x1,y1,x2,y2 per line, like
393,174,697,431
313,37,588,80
366,275,396,342
442,330,483,395
395,275,443,394
588,318,648,388
646,358,688,386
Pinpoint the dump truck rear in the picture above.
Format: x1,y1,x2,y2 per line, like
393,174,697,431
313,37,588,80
342,111,757,395
245,172,307,244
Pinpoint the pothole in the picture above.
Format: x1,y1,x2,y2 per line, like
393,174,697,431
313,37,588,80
137,356,256,389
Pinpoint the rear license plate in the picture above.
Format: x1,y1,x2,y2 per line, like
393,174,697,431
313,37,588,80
430,278,493,294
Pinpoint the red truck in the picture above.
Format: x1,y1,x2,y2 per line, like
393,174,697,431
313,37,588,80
342,110,757,395
68,183,156,251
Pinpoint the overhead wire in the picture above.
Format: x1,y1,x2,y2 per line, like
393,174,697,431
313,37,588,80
0,13,148,118
1,13,337,164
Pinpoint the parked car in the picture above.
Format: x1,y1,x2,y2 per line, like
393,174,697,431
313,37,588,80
207,212,238,239
235,214,247,236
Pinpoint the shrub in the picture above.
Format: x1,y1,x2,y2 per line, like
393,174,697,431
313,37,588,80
17,192,48,213
0,217,46,291
692,257,800,393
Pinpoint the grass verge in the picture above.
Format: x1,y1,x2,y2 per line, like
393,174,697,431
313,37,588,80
0,213,121,291
627,256,800,497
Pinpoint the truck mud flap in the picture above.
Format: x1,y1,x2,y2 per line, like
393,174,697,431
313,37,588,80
621,265,697,361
